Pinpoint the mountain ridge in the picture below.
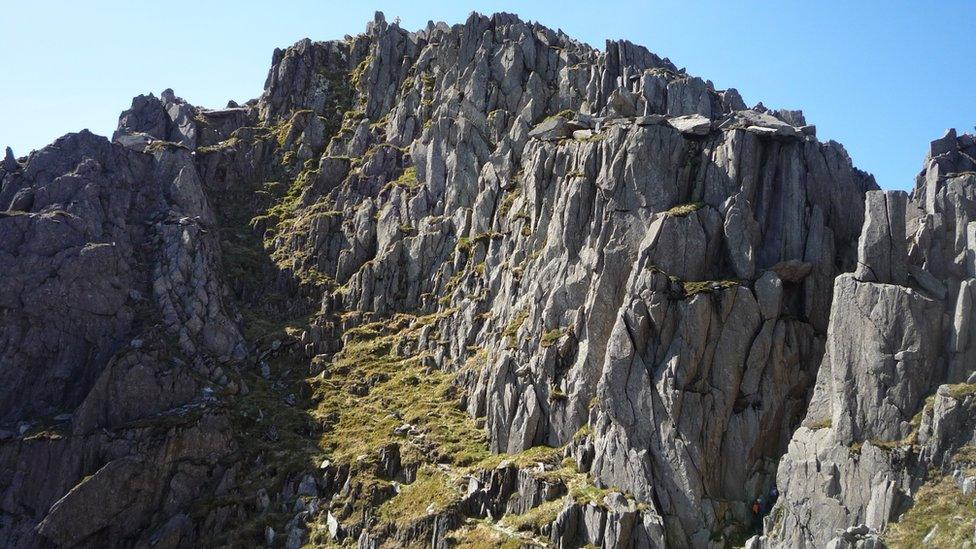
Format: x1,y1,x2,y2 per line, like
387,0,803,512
0,10,972,549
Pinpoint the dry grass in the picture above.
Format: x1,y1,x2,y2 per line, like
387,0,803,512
664,202,704,217
884,466,976,547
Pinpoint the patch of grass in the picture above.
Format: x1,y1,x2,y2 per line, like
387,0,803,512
945,383,976,401
349,55,373,90
504,308,529,348
196,136,240,154
573,133,604,143
381,165,420,194
548,109,575,121
500,498,563,532
549,387,568,403
446,520,524,549
884,466,976,548
497,185,522,218
808,417,832,430
457,231,496,255
470,445,564,472
682,279,739,296
377,465,460,527
664,202,705,217
473,446,625,509
253,169,317,233
953,445,976,465
275,109,315,147
540,328,566,348
573,424,592,442
310,314,489,467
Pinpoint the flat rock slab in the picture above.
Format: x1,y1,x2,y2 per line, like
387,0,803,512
529,116,572,141
668,114,712,135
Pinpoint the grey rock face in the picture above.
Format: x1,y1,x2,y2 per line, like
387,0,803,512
0,128,242,545
764,129,976,548
6,9,965,549
825,274,943,444
667,113,712,135
854,190,909,284
528,116,572,141
113,89,205,149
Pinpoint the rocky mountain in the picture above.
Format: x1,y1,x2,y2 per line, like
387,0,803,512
0,11,971,548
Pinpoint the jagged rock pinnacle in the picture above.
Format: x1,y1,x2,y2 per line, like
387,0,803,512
0,11,971,549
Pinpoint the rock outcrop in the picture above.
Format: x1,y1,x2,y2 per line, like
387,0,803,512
0,10,968,549
756,130,976,548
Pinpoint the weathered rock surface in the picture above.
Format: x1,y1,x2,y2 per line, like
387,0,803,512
759,129,976,548
1,9,964,549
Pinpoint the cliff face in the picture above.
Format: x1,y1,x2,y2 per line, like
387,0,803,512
0,11,967,549
756,130,976,548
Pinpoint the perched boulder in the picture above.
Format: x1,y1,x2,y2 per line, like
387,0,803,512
667,113,711,135
529,115,572,140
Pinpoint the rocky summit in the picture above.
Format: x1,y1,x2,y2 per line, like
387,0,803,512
0,11,973,549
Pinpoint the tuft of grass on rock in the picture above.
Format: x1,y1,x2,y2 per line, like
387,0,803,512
682,279,739,296
540,328,566,348
504,308,529,348
664,202,704,217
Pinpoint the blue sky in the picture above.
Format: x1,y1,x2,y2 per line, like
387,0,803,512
2,1,973,190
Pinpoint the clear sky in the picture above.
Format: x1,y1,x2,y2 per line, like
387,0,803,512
2,1,973,190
